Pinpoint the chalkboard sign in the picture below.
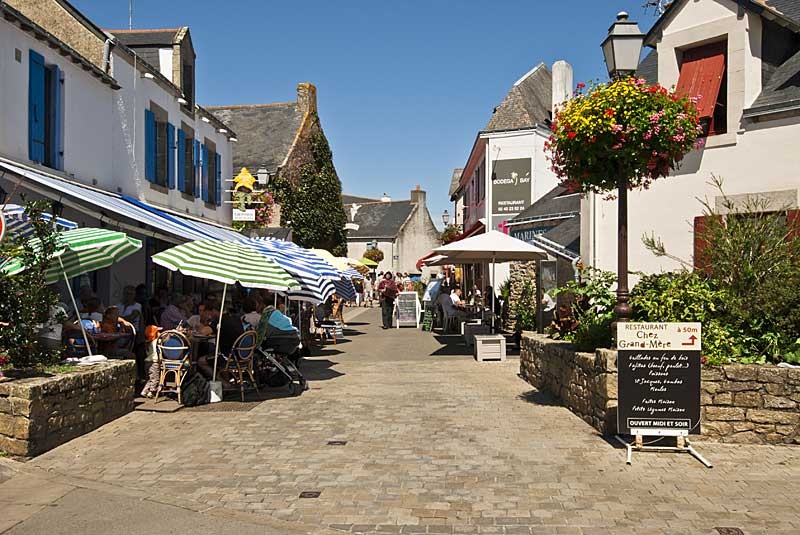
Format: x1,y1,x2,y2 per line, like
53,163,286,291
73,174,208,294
617,323,702,436
395,291,420,328
421,306,434,332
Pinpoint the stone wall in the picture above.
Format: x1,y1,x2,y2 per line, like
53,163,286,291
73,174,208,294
0,361,135,457
506,261,536,330
520,333,800,444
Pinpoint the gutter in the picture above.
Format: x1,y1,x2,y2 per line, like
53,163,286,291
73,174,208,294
742,99,800,119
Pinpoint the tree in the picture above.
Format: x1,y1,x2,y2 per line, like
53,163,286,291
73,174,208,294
0,200,62,369
363,247,384,263
270,124,348,256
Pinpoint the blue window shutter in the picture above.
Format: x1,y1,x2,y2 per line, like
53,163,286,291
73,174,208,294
28,50,46,163
193,139,200,198
201,144,208,202
177,129,186,192
166,123,175,189
144,109,156,182
215,153,222,206
51,65,63,169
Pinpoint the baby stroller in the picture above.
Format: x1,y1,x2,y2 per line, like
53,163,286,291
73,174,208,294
256,327,308,396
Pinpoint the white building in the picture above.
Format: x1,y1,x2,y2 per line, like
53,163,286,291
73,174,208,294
583,0,800,275
0,1,240,304
447,61,572,288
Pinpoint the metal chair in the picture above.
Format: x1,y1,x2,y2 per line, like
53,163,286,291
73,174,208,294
438,294,459,334
154,330,192,404
224,330,259,402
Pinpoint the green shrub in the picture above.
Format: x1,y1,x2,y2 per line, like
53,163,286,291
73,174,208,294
551,267,616,351
513,280,537,332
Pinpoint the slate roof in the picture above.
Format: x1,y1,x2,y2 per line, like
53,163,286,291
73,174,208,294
745,47,800,116
636,49,659,85
108,29,181,71
448,168,464,197
485,63,552,131
753,0,800,25
510,185,580,222
539,215,580,256
205,103,304,174
343,201,416,239
342,194,379,205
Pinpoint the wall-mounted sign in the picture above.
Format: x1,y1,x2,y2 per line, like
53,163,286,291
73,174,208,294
232,209,256,222
0,211,5,244
617,322,702,437
491,158,531,231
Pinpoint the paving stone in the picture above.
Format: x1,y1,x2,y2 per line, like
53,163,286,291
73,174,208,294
25,308,800,535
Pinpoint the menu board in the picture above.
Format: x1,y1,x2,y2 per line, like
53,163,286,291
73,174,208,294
617,323,702,436
395,291,420,328
421,307,434,332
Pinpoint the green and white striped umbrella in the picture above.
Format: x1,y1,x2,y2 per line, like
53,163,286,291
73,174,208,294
151,240,301,291
1,227,142,284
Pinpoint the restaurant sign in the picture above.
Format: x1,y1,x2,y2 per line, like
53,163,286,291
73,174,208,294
491,158,531,231
617,322,702,437
232,209,256,222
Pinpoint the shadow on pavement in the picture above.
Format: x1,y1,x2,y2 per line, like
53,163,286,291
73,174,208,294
429,334,473,357
302,359,345,381
517,388,560,406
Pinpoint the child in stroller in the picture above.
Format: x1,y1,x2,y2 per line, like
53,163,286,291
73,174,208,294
255,302,308,395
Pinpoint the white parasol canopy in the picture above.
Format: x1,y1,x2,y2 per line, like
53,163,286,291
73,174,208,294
433,230,546,333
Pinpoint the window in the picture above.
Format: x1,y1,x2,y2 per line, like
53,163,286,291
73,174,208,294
145,104,175,188
178,125,194,196
202,140,221,206
28,50,63,169
676,41,727,136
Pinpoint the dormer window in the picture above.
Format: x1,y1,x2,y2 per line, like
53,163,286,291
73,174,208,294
676,40,727,136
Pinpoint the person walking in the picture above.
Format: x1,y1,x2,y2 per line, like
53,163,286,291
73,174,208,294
377,271,398,329
363,276,373,307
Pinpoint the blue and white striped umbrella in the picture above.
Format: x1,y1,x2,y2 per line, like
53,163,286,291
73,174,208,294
2,204,77,239
250,238,343,280
333,277,356,301
244,238,337,304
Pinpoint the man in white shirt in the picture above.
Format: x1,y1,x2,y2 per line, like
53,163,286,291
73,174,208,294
450,288,466,309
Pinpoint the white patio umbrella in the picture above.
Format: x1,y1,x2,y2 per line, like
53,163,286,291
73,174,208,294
433,230,546,332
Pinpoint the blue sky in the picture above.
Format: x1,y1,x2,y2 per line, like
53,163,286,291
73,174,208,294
73,0,658,228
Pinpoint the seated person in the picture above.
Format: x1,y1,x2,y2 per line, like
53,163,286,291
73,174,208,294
444,289,467,322
241,296,262,330
450,288,466,310
256,298,300,356
97,306,135,358
197,312,244,381
80,296,104,322
160,294,190,330
187,302,215,336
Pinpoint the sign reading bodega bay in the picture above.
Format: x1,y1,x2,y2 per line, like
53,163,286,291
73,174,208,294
617,323,702,436
491,158,531,216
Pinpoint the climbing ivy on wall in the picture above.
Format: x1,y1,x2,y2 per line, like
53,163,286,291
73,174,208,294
271,118,348,256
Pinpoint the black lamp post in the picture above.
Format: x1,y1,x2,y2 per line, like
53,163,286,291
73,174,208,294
51,200,64,218
442,209,450,227
0,185,7,206
601,11,644,322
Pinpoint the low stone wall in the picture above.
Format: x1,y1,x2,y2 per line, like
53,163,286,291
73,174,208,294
0,361,135,457
520,333,800,444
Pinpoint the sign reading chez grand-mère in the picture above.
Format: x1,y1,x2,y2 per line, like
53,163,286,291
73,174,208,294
617,322,702,437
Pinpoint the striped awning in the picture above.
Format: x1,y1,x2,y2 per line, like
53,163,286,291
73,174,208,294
152,240,300,291
2,204,78,239
0,160,243,244
0,227,142,284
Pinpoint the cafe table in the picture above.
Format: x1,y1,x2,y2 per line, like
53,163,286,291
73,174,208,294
187,332,215,360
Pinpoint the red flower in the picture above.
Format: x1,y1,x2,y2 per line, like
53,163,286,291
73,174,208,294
605,108,615,117
567,131,577,139
576,82,586,89
589,136,597,143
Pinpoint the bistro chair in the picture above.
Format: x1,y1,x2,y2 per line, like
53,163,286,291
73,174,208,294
224,330,259,402
63,319,98,358
438,294,459,334
154,330,192,405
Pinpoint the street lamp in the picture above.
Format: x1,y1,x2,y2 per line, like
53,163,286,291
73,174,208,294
0,185,7,206
601,11,644,323
442,209,450,226
51,200,64,218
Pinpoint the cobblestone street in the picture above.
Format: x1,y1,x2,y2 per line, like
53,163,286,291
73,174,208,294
26,308,800,534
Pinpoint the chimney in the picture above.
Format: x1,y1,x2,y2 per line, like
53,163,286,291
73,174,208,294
381,193,391,203
551,60,574,116
410,185,426,207
297,82,317,114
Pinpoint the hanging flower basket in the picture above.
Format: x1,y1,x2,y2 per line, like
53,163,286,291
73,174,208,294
546,78,703,194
